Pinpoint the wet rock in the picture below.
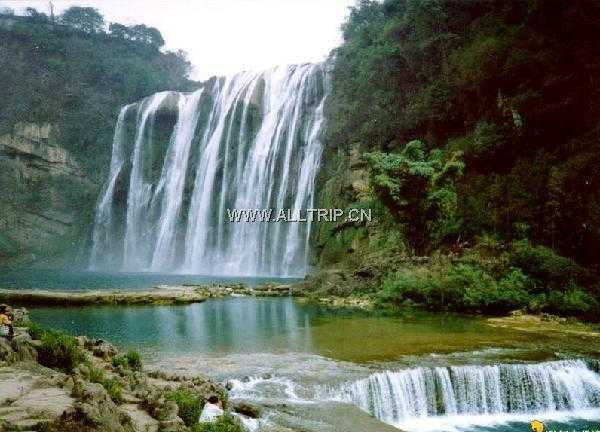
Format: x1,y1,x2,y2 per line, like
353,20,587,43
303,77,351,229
232,400,261,418
92,341,118,360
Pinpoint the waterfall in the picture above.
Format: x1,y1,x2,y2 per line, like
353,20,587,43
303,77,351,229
325,360,600,425
89,103,133,269
89,64,328,276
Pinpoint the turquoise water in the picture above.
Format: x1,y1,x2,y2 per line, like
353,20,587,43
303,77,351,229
27,297,549,363
26,297,600,432
0,269,299,290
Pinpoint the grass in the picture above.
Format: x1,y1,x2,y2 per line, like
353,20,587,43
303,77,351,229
28,323,85,373
112,349,143,371
166,389,203,427
192,415,244,432
87,365,123,402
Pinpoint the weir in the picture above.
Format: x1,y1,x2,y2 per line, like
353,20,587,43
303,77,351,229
90,64,328,276
325,360,600,425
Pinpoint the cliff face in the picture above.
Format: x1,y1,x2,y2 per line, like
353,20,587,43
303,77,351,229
0,123,97,268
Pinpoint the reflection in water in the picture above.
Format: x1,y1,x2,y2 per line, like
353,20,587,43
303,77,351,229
30,298,314,359
28,297,599,364
27,298,600,432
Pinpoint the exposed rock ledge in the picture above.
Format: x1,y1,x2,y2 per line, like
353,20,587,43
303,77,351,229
0,307,233,432
0,283,294,306
0,123,83,177
0,286,212,306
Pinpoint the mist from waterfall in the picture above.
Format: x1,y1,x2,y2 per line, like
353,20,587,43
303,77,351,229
90,64,328,276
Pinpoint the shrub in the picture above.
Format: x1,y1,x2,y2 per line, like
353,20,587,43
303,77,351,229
378,268,443,307
102,378,123,402
495,268,534,311
88,365,123,402
88,365,106,383
509,240,584,291
192,415,244,432
166,389,203,427
546,285,599,317
378,264,533,314
27,321,48,340
36,328,85,372
112,349,142,371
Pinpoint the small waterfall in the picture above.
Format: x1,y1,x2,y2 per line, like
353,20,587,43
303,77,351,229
90,64,328,276
326,360,600,425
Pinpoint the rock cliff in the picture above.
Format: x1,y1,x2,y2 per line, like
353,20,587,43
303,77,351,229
0,123,97,268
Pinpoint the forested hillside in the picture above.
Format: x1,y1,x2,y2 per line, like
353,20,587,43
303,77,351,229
313,0,600,319
0,7,195,267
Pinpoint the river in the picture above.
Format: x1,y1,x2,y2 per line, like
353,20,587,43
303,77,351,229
25,296,600,432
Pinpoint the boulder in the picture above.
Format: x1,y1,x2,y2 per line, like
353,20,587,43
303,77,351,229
0,337,15,362
120,403,159,432
92,341,118,360
11,331,38,362
232,400,262,418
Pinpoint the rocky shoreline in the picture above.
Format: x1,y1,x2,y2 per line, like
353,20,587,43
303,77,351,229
0,283,293,307
0,307,259,432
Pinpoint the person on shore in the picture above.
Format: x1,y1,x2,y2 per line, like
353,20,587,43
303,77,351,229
199,395,224,422
0,304,14,340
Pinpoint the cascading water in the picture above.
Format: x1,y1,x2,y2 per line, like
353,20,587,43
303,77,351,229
324,360,600,428
89,64,328,276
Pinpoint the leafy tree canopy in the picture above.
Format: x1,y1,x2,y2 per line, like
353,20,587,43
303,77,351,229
60,6,104,33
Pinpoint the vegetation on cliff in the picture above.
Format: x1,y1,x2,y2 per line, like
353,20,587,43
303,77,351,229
0,7,197,267
314,0,600,319
0,6,195,174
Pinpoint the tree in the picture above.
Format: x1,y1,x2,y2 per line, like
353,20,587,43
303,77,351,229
129,24,164,48
108,23,128,39
60,7,104,33
108,23,164,49
364,140,464,253
0,7,15,16
25,7,48,22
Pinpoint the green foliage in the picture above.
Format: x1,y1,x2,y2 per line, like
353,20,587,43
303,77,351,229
166,389,203,427
0,10,194,178
378,263,533,314
101,378,123,402
112,350,142,371
32,326,85,372
509,240,584,292
88,365,123,402
60,7,104,33
324,0,600,275
546,286,599,316
364,140,464,253
192,415,244,432
109,23,165,48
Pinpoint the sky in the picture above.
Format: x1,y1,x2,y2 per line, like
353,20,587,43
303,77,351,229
1,0,355,80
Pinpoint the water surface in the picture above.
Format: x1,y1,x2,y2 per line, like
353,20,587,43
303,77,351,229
0,269,298,291
27,297,600,432
28,297,554,363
